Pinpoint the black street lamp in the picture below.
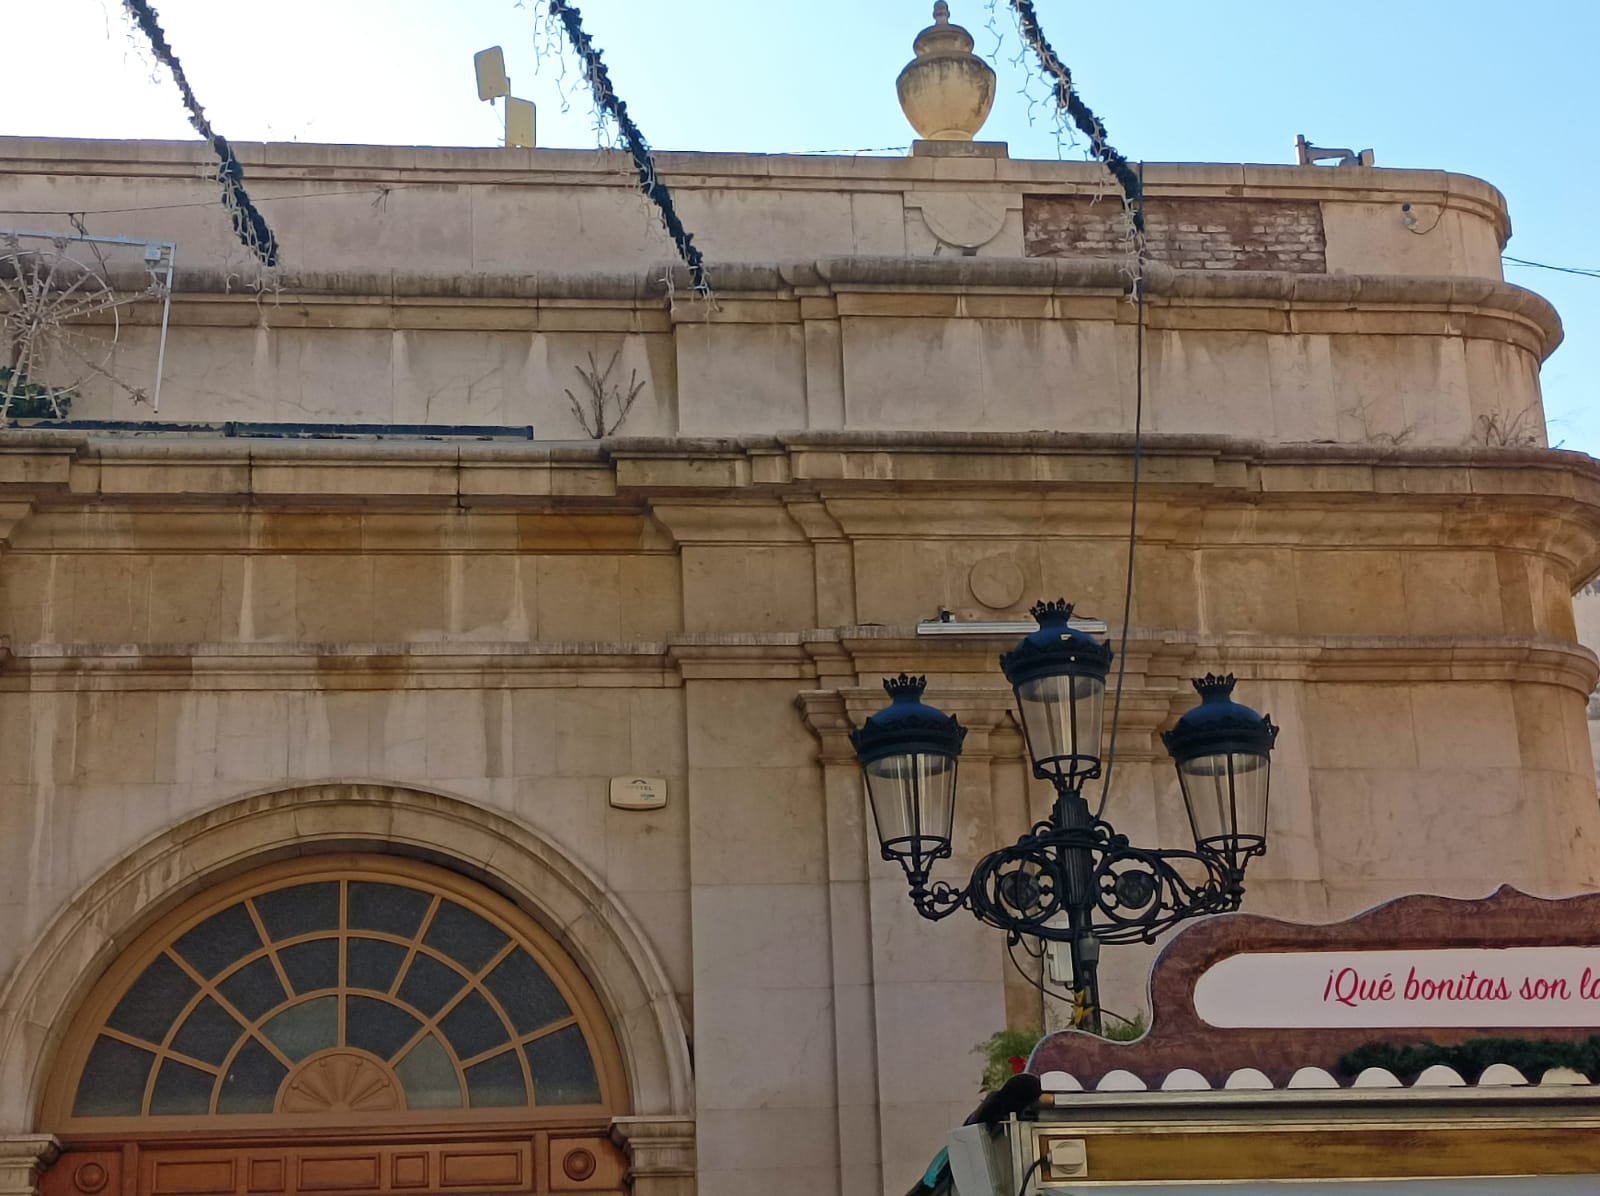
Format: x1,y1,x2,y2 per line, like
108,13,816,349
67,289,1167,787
849,599,1279,1034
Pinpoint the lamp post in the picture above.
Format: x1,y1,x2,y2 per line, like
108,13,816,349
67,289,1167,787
849,600,1279,1034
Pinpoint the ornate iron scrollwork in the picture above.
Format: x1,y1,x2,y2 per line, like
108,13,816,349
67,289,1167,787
901,813,1259,945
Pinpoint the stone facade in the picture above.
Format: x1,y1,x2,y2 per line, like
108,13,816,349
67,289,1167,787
1573,580,1600,786
0,137,1595,1196
1023,195,1328,271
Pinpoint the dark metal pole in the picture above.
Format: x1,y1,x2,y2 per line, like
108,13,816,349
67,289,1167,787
1052,783,1103,1034
1070,933,1102,1035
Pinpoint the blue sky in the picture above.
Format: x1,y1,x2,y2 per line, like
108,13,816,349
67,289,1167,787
8,0,1598,452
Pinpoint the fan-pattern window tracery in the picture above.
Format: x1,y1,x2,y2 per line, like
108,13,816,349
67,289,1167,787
57,858,620,1127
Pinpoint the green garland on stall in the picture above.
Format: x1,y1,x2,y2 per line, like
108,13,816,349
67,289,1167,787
0,367,73,421
1338,1036,1600,1083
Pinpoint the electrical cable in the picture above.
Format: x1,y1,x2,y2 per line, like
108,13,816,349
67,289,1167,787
1007,938,1078,1008
1096,161,1147,820
791,145,910,156
1402,195,1447,236
119,0,280,266
0,187,393,219
1002,0,1148,812
1503,255,1600,279
1015,1155,1045,1196
1005,939,1138,1030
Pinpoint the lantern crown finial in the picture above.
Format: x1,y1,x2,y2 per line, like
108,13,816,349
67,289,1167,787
884,672,928,703
1030,598,1075,626
1192,672,1237,701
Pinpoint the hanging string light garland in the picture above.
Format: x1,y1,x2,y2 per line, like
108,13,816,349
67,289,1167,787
545,1,710,296
1006,0,1144,235
119,0,280,267
999,2,1149,812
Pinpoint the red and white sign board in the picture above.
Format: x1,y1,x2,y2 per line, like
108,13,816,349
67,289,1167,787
1028,887,1600,1090
1195,947,1600,1029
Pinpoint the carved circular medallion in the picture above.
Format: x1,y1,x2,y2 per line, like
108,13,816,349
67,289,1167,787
74,1163,109,1194
562,1149,597,1182
278,1050,404,1114
968,554,1026,610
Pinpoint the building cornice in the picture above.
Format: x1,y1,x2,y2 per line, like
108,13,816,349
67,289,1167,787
3,433,1599,572
0,433,1594,619
7,429,1596,480
88,256,1559,358
1,633,1589,697
0,138,1507,209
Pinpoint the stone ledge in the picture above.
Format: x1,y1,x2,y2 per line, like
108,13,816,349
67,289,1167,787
0,633,1589,695
0,434,1595,519
59,257,1555,359
911,139,1009,158
74,257,1559,357
0,137,1507,218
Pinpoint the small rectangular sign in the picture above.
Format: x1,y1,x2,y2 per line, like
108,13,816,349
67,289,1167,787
609,776,667,811
1194,947,1600,1029
504,98,536,149
474,46,509,100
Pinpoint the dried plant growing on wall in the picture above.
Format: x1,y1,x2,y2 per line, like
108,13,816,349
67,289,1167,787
1340,397,1418,447
564,350,647,438
1472,407,1543,447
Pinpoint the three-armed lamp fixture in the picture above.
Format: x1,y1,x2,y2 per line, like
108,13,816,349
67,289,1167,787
850,600,1279,1033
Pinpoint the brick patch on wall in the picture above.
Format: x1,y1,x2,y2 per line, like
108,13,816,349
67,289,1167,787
1024,196,1327,272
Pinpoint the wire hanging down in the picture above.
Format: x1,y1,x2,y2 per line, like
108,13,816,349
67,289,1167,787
1006,0,1143,235
120,0,280,267
546,1,709,295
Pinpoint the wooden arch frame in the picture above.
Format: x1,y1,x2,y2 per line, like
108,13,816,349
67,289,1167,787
0,782,693,1137
41,854,630,1133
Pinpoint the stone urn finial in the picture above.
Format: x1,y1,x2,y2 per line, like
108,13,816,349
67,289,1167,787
896,3,996,141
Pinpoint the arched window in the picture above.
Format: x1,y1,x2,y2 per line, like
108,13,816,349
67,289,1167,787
45,855,628,1131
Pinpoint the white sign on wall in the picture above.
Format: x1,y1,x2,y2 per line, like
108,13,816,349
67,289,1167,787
609,775,668,810
1193,947,1600,1029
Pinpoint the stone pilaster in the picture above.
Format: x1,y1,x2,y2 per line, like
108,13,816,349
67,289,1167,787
609,1117,695,1196
0,1138,58,1196
796,688,883,1196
